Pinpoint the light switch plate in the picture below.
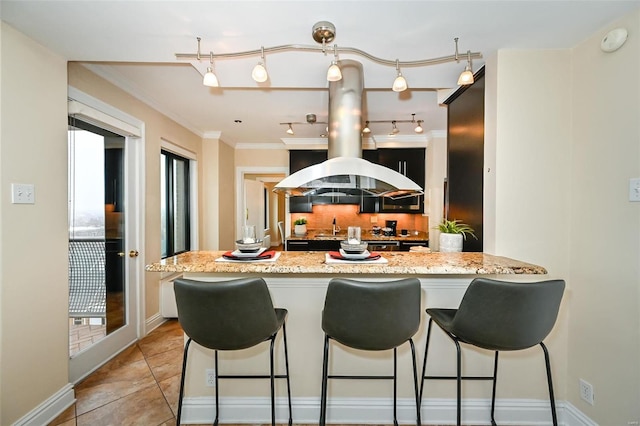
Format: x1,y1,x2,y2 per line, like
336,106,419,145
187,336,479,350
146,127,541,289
11,183,35,204
630,178,640,202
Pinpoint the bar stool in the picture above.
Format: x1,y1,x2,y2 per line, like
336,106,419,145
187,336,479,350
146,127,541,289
173,277,292,426
320,277,422,426
419,278,565,426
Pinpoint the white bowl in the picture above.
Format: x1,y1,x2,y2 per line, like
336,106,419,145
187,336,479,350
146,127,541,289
235,239,263,252
340,240,368,254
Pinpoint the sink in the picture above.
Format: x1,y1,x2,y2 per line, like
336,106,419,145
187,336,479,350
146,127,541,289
314,233,345,238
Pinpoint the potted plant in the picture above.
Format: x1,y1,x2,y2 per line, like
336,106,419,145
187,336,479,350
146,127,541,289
436,219,477,252
293,217,307,236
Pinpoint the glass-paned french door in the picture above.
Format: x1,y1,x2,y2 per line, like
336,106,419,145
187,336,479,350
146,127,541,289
68,110,139,383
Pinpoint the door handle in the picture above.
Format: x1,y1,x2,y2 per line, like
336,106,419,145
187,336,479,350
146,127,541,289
129,250,139,258
117,252,125,257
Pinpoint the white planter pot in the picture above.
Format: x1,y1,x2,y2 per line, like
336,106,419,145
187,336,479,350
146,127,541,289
439,233,463,252
294,224,307,236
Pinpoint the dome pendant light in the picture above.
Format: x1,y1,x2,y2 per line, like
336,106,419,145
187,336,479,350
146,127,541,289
286,123,294,135
327,45,342,82
414,120,424,133
251,46,268,83
392,59,407,92
362,121,371,134
203,52,219,87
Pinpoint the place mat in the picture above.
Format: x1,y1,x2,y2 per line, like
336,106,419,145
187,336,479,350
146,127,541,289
216,251,281,263
325,252,388,264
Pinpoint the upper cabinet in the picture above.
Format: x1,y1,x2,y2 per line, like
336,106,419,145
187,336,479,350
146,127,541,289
287,148,425,214
376,148,425,213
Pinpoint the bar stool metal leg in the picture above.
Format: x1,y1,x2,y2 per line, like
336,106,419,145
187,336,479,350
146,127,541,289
319,334,330,426
282,322,293,426
541,342,559,426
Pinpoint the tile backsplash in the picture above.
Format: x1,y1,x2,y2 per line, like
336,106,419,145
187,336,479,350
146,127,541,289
291,204,428,234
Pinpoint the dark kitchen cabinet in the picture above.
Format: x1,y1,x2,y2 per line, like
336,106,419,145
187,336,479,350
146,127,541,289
377,148,425,213
444,67,484,252
285,239,340,251
399,240,429,251
290,150,327,173
288,150,327,212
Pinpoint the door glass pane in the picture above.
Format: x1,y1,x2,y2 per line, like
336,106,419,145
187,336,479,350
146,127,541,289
68,119,126,357
160,154,167,258
172,158,188,253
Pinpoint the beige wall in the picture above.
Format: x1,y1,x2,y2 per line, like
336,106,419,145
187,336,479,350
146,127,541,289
426,134,447,250
484,48,572,399
67,63,203,325
486,9,640,423
218,140,236,249
0,23,69,424
567,11,640,423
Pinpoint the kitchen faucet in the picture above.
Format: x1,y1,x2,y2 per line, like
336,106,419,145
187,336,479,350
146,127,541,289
332,217,340,235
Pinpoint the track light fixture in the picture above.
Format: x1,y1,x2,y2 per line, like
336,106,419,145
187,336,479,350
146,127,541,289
197,38,220,87
203,52,219,87
411,113,424,133
455,37,475,85
280,115,329,137
389,121,400,135
327,45,342,82
362,113,426,136
392,60,408,92
281,114,426,136
251,46,268,83
177,22,481,90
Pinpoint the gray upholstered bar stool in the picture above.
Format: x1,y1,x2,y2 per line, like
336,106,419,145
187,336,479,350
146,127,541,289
419,278,565,426
173,277,292,426
320,277,422,426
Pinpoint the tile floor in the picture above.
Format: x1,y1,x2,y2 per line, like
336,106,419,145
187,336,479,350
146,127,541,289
52,317,456,426
51,319,187,426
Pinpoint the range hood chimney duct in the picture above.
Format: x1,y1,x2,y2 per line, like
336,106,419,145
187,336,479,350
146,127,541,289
328,60,362,159
274,60,423,198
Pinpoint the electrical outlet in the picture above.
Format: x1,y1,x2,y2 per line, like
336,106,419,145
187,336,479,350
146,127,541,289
206,369,216,387
579,379,594,405
630,177,640,202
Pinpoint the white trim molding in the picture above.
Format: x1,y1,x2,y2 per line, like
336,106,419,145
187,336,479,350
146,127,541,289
13,384,75,426
177,396,596,426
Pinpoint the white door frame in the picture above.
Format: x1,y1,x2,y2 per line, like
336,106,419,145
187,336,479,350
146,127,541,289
68,87,145,383
235,166,288,242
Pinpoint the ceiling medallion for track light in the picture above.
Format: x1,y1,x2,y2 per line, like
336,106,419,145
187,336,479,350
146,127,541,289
176,22,481,90
312,21,336,44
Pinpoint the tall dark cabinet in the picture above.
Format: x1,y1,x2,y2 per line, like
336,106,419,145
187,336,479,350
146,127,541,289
444,67,484,252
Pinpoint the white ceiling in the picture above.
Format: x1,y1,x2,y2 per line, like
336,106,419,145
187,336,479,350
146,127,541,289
2,1,638,146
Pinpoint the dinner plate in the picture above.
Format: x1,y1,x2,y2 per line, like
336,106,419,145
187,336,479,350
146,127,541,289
231,247,267,258
338,249,370,259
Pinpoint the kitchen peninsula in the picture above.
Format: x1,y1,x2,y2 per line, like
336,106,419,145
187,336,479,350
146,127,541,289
146,251,548,423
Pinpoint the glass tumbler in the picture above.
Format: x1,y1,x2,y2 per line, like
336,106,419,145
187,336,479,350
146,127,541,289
347,226,361,244
242,225,257,243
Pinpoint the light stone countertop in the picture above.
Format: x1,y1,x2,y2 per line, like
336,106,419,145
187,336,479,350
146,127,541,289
146,251,547,275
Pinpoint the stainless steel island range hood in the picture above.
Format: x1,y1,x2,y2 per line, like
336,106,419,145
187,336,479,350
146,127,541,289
274,60,423,199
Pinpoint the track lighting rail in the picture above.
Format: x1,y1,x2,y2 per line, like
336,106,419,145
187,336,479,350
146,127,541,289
179,21,481,89
175,44,482,69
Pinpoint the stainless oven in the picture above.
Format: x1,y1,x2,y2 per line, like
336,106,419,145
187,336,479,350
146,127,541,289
364,240,400,251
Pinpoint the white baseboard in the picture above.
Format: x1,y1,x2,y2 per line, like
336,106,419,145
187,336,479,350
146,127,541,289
177,396,597,425
145,311,167,334
13,383,75,426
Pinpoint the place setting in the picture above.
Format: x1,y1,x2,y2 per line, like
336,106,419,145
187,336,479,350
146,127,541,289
216,225,281,263
325,226,388,264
